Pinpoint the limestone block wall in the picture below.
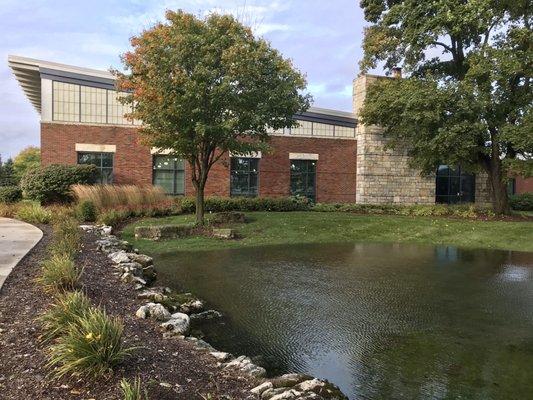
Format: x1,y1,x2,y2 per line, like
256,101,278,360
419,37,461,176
353,74,435,205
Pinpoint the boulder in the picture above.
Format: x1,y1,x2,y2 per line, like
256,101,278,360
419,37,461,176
135,303,171,321
137,288,171,302
211,211,246,224
134,224,193,240
142,265,157,281
161,312,190,336
108,251,131,264
179,299,204,314
212,228,235,239
271,373,313,389
270,390,302,400
127,253,153,267
209,351,232,362
190,310,222,321
251,381,273,395
185,336,215,351
223,355,266,378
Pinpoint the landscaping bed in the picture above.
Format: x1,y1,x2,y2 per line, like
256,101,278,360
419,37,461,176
0,226,257,399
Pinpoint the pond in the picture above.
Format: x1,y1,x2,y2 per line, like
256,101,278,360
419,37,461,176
154,243,533,399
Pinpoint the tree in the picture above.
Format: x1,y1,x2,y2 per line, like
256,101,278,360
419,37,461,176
0,157,17,186
13,146,40,180
116,10,310,224
358,0,532,213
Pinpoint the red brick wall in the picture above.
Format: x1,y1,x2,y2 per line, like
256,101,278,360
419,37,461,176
515,177,533,194
41,123,357,203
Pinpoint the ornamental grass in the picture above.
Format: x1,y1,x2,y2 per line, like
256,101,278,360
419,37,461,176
47,307,132,378
37,253,81,293
120,377,149,400
72,184,168,210
39,290,91,343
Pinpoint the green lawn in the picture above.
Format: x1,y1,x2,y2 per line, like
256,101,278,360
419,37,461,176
121,211,533,254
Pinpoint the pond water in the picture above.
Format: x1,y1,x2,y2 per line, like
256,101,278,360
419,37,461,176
154,243,533,399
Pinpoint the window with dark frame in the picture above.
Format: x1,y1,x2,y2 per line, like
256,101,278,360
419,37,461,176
435,165,475,204
290,159,316,201
77,152,114,184
152,156,185,195
230,157,259,197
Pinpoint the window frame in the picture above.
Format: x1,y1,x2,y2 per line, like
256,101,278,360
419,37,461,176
230,157,260,197
290,159,317,202
152,155,186,196
77,151,114,184
435,165,476,204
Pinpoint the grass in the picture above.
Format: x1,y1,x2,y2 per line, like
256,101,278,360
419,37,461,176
120,377,149,400
39,291,92,342
47,307,132,378
37,254,82,292
122,211,533,254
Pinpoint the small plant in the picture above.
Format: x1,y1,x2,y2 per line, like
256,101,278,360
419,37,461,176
39,291,91,342
77,200,97,222
510,193,533,211
120,377,149,400
0,185,22,203
97,208,131,227
49,218,81,258
38,254,81,292
47,307,132,378
14,202,52,224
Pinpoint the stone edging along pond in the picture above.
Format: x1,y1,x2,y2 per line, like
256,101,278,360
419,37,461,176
80,224,348,400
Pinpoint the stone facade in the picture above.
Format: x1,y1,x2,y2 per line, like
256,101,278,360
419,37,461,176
353,75,435,204
353,74,493,206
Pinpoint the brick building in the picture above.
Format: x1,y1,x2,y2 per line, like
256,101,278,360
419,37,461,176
8,55,531,204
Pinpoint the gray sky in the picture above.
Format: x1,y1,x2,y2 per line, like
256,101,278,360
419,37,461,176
0,0,372,160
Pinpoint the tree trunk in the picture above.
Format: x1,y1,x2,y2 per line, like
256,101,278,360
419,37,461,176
195,184,205,225
487,160,510,215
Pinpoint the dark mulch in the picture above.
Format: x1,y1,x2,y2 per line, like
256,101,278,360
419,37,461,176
0,226,258,400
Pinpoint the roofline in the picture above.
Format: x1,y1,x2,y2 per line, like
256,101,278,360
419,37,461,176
8,55,356,126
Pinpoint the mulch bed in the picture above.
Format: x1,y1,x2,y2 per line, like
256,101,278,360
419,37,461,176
0,226,258,399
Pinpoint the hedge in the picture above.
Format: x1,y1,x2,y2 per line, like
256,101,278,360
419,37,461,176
177,195,311,213
510,193,533,211
21,164,98,204
0,186,22,203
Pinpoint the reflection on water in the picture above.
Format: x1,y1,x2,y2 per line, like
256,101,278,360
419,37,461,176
154,243,533,399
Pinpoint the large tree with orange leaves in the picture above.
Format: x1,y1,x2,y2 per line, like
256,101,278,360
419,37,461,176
115,10,310,224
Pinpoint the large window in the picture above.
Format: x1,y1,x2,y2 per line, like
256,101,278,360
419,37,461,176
230,157,259,197
153,156,185,195
436,165,475,204
77,152,113,184
290,159,316,201
52,81,140,126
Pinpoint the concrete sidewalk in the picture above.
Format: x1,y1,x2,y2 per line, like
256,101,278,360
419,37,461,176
0,217,43,290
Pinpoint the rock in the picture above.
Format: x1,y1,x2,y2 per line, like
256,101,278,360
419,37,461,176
79,224,94,231
179,299,204,314
212,228,235,239
138,288,170,302
271,373,313,389
211,211,246,224
127,253,153,267
261,388,288,399
224,355,266,378
118,262,143,275
270,390,302,400
185,336,215,351
190,309,222,321
135,303,171,321
101,226,112,235
295,379,324,393
210,351,231,362
251,382,273,395
134,224,193,240
142,265,157,281
108,251,131,264
161,312,190,336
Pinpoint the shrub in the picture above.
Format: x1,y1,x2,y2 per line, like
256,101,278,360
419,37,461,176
0,186,22,203
39,291,91,342
72,184,168,210
14,203,52,224
37,254,81,292
21,164,97,204
96,208,132,227
47,307,132,378
77,200,97,222
121,377,149,400
510,192,533,211
177,195,311,213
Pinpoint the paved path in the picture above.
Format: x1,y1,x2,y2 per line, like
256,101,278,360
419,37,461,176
0,218,43,290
